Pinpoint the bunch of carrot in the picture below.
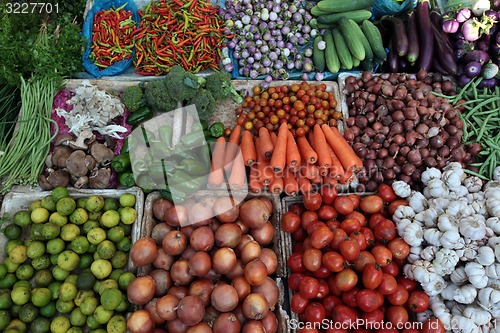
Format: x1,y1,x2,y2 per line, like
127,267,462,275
207,123,363,195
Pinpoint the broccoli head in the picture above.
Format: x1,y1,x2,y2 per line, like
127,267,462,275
144,79,179,113
186,89,216,123
121,85,146,112
205,72,243,104
164,65,201,102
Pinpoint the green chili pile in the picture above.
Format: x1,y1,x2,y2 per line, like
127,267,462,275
90,4,136,68
133,0,227,75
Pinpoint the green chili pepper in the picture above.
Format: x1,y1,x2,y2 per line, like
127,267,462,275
159,124,173,148
200,119,209,130
119,172,136,187
120,138,130,154
126,106,153,126
111,153,131,173
209,122,225,138
176,159,209,176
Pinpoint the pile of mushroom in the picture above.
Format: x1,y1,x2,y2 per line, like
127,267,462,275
39,130,115,190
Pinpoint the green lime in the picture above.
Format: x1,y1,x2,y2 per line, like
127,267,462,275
48,281,62,299
100,288,122,311
32,255,51,271
93,305,113,324
31,208,50,224
13,210,32,228
39,301,56,318
58,282,77,301
110,269,124,281
0,264,6,279
16,263,34,280
34,269,53,287
9,244,27,264
104,198,120,211
119,222,132,236
118,272,136,290
87,228,106,245
0,289,13,310
19,302,39,323
10,303,21,318
27,241,45,259
0,309,10,330
93,280,101,294
107,315,127,333
70,236,90,254
50,253,59,265
3,257,19,273
42,222,61,240
79,253,93,269
87,243,97,253
86,315,100,330
116,237,131,252
31,288,52,307
4,224,22,240
107,226,125,243
80,296,98,316
52,266,70,281
119,207,136,225
49,212,68,227
74,290,94,307
77,197,88,209
115,297,130,312
86,195,105,213
65,274,78,285
0,273,16,288
111,251,128,269
56,298,75,313
67,328,83,333
93,251,101,261
30,223,45,241
88,211,102,221
82,220,100,234
57,250,80,271
119,193,136,207
97,279,118,295
13,280,31,289
46,238,65,254
99,210,120,228
76,271,96,291
50,315,71,333
70,208,88,225
5,319,27,333
29,200,42,211
70,307,87,326
96,240,116,260
89,329,107,333
60,223,80,242
56,197,76,216
11,286,31,305
90,259,112,280
41,195,57,212
31,317,50,333
51,187,69,203
5,239,22,254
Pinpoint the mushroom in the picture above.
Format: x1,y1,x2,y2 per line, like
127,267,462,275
68,130,95,150
89,168,111,189
74,176,89,189
90,143,114,167
84,155,97,171
46,170,71,188
54,134,75,147
38,174,54,190
45,153,53,168
66,150,89,177
51,146,73,168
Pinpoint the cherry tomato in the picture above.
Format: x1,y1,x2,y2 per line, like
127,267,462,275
289,272,305,291
360,195,384,214
388,200,409,216
330,228,348,251
304,302,326,324
311,226,334,249
321,185,338,205
316,279,329,299
318,205,338,221
422,318,446,333
350,231,367,251
397,277,418,293
312,266,332,279
347,194,361,210
289,203,305,216
299,277,320,299
374,219,397,243
371,245,393,267
369,213,387,230
385,305,409,325
303,248,322,272
303,237,313,250
291,293,309,314
361,309,384,326
362,263,383,289
301,211,319,230
355,289,381,312
360,227,375,248
304,191,322,211
340,218,362,234
342,286,361,307
387,285,409,305
353,251,376,273
323,295,342,317
378,184,397,203
339,238,360,261
288,252,305,273
322,251,345,273
332,305,358,326
402,329,421,333
387,238,410,260
334,196,354,215
375,328,399,333
354,329,371,333
281,212,302,234
407,290,430,313
345,211,367,227
378,273,398,295
393,257,408,268
381,261,399,277
334,268,358,292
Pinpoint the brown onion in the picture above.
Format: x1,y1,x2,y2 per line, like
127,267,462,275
234,305,248,326
130,237,157,266
239,198,270,229
244,259,268,286
232,276,252,301
261,311,278,333
127,310,155,333
171,259,194,286
181,225,195,238
163,205,188,227
259,248,278,275
225,260,244,279
252,277,279,310
150,269,172,296
190,226,215,252
186,322,213,333
211,284,239,312
153,248,175,270
235,219,250,234
166,318,188,333
156,294,179,321
242,293,269,320
127,276,156,305
181,246,197,260
153,198,174,221
215,223,242,248
151,223,172,245
204,306,220,326
168,286,188,299
213,313,241,333
145,298,165,325
177,295,205,326
212,247,237,275
188,202,214,226
188,279,215,306
189,251,212,277
213,196,240,223
203,268,221,282
162,230,187,256
241,240,262,265
250,222,275,246
235,235,254,256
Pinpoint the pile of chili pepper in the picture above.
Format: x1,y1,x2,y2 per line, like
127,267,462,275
90,4,136,68
132,0,229,75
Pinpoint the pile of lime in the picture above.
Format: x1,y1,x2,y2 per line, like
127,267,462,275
0,187,138,333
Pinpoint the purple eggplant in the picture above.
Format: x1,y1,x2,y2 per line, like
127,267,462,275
476,40,490,51
464,50,491,64
484,10,499,20
416,0,434,71
478,78,498,88
494,0,500,10
457,75,472,86
442,19,459,33
430,11,458,74
465,61,483,78
482,63,499,79
461,19,481,42
387,39,399,73
496,33,500,44
406,11,420,63
382,16,409,57
456,8,471,23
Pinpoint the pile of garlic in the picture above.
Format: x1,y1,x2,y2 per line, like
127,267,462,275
392,163,500,333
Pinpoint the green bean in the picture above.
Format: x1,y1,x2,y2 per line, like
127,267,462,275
463,168,489,180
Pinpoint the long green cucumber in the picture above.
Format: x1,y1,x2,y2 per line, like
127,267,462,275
317,10,372,24
338,17,365,61
349,19,373,61
331,29,353,70
313,36,326,72
323,30,340,73
317,0,374,13
361,20,387,60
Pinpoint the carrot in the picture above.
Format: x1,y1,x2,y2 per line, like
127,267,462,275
286,131,301,167
296,136,318,164
270,131,278,146
270,122,288,173
283,166,299,196
322,125,362,172
269,174,284,194
323,176,338,188
207,137,226,187
255,137,274,186
258,127,274,159
249,166,263,193
241,130,257,166
311,173,322,185
297,173,313,195
308,130,315,147
313,124,332,175
339,169,355,185
224,125,242,173
228,149,246,190
327,145,345,180
300,160,319,180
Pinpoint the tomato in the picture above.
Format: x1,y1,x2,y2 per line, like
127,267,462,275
353,251,376,272
322,251,345,273
303,248,322,272
378,184,397,203
345,211,366,227
362,263,383,289
371,245,392,267
360,195,384,214
378,273,398,295
355,289,381,312
289,203,305,216
299,277,320,299
374,219,396,243
361,309,384,326
304,191,322,211
360,227,375,248
347,194,361,210
332,305,358,325
339,238,360,261
387,285,409,305
307,221,326,235
327,276,343,296
304,302,326,324
303,237,313,250
311,226,334,249
298,329,319,333
375,328,399,333
342,286,361,307
323,295,342,317
334,196,354,215
281,212,302,233
388,199,409,216
289,272,305,291
381,261,399,277
393,258,408,268
387,238,410,260
316,279,329,299
385,305,409,325
397,277,418,292
321,185,338,205
402,329,420,333
318,205,338,221
312,266,332,279
293,228,308,242
407,290,430,313
354,329,370,333
291,293,310,314
369,213,387,230
289,252,305,273
334,268,358,292
350,232,367,251
293,242,305,254
301,211,319,230
330,228,348,251
422,318,446,333
326,220,341,231
340,218,362,234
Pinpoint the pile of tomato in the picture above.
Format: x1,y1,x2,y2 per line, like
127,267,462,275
281,185,445,333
